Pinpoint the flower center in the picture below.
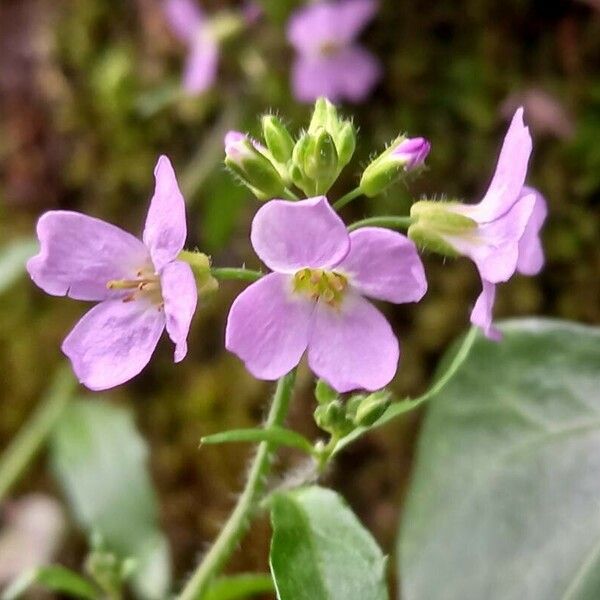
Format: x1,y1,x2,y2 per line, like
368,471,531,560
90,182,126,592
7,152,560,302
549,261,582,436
318,40,342,57
107,266,163,308
293,268,348,308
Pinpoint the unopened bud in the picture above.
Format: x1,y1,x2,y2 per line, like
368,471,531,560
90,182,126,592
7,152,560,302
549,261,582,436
309,97,339,134
360,135,431,197
353,391,391,427
262,115,295,164
315,379,338,405
314,400,352,436
335,122,357,168
408,200,477,256
224,130,285,200
304,129,338,194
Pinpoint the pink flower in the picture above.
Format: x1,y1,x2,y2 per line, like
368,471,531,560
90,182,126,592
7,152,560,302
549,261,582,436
225,197,427,392
27,156,197,390
391,137,431,170
164,0,218,95
413,108,547,340
287,0,381,103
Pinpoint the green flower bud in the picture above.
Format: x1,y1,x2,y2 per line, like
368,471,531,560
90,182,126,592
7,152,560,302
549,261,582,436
262,115,295,164
308,97,339,134
335,122,357,168
408,200,478,257
353,391,392,427
314,400,353,436
224,131,286,200
315,379,338,405
304,129,338,194
178,250,219,296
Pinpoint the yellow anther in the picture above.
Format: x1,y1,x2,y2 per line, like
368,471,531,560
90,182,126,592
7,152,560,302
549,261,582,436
293,267,348,308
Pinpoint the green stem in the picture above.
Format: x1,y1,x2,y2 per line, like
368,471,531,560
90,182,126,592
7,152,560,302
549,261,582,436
347,215,414,232
0,368,76,501
177,371,297,600
210,267,263,282
333,187,363,210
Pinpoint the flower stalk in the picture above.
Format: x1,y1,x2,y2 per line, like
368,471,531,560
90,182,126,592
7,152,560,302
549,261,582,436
177,370,297,600
348,215,414,232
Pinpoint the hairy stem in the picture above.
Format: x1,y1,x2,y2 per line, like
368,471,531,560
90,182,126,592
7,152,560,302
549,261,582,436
347,215,414,232
333,187,363,210
211,267,263,282
177,371,297,600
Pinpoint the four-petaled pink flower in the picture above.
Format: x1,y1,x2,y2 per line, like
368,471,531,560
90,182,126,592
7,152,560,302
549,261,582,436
27,156,197,390
427,108,547,340
164,0,218,95
225,196,427,392
287,0,381,103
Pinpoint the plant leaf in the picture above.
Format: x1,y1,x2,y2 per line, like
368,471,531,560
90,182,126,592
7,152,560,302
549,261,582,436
270,486,388,600
0,238,37,295
201,426,315,455
2,565,98,600
399,318,600,600
50,401,171,600
204,573,274,600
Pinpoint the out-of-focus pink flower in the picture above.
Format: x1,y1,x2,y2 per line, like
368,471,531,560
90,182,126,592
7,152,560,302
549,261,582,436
27,156,197,390
286,0,381,103
225,196,427,392
164,0,218,94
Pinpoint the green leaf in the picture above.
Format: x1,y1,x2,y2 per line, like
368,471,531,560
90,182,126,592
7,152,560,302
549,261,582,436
201,426,315,455
0,238,37,294
270,486,388,600
332,326,478,455
50,401,171,600
204,573,274,600
399,318,600,600
2,565,98,600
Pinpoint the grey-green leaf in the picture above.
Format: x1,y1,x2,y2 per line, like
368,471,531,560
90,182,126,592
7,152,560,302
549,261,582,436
399,318,600,600
0,238,37,294
2,565,98,600
50,401,171,600
270,486,388,600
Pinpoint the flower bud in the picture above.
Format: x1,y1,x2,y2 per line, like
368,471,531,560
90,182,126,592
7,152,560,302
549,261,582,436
314,400,353,436
308,97,338,134
408,200,478,256
360,135,431,197
335,122,357,168
224,130,286,200
303,128,338,194
315,379,338,405
353,391,391,427
261,115,295,164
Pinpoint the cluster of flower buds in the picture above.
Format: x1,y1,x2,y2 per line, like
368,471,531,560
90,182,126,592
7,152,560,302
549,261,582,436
313,379,392,437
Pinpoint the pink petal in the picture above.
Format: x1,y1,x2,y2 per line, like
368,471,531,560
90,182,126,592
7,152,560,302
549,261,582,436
308,293,399,392
143,156,187,271
470,280,502,341
62,299,166,390
160,260,198,362
291,46,381,103
447,192,536,283
287,0,377,53
182,31,218,94
164,0,203,42
27,211,149,301
517,186,547,276
251,197,350,273
225,273,313,380
337,227,427,303
473,107,533,222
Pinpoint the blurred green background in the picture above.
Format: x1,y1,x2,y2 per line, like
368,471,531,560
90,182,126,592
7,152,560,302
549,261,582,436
1,0,599,592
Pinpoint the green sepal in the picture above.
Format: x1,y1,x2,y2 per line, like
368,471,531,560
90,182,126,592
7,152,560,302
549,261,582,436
262,115,295,164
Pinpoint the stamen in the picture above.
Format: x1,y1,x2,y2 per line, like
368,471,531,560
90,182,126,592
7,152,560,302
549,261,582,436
293,267,348,309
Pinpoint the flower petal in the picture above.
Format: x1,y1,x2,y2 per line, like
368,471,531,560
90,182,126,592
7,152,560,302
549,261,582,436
337,227,427,303
446,191,536,283
62,299,165,390
27,211,149,301
287,0,377,53
182,30,218,94
517,186,547,276
473,107,533,222
251,197,349,273
308,294,399,392
161,260,198,363
291,46,381,103
470,280,502,341
164,0,203,42
143,156,187,271
225,273,312,380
